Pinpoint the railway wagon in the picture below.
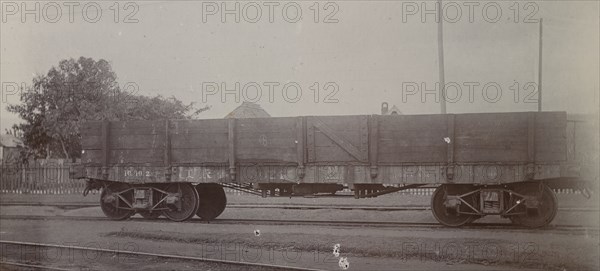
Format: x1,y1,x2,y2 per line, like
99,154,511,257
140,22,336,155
72,111,593,227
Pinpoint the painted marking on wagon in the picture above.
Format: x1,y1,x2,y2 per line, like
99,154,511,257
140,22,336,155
259,134,268,146
323,166,339,180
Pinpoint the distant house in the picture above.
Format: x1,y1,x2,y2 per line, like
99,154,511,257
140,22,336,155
0,134,24,165
225,102,271,119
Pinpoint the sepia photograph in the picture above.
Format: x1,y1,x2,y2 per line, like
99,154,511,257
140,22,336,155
0,1,599,270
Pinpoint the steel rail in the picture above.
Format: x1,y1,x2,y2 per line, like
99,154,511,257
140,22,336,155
0,240,324,271
0,261,72,271
1,214,598,234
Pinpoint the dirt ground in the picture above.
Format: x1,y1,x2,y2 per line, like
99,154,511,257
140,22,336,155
0,243,282,271
1,191,599,270
0,215,598,270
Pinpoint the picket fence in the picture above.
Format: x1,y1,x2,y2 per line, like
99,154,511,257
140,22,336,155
0,163,85,194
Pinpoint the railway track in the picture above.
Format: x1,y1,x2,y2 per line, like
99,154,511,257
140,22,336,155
0,202,431,211
0,240,323,271
1,214,597,234
0,261,72,271
1,202,598,212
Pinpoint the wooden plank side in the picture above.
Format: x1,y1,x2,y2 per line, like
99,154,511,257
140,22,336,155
236,117,297,132
82,134,166,150
447,114,455,164
377,115,447,163
228,119,236,178
235,117,298,162
535,111,567,127
171,148,228,164
308,115,368,162
296,117,305,168
170,119,230,164
565,121,576,162
451,112,567,162
454,113,529,162
310,146,362,162
313,130,362,146
109,120,167,135
170,119,228,134
170,133,228,149
164,120,171,168
369,115,379,176
236,147,297,162
78,111,568,168
535,112,567,162
379,131,448,146
82,149,164,165
236,136,296,148
379,147,447,162
378,114,448,130
535,128,566,161
101,122,109,167
84,119,229,150
309,115,366,130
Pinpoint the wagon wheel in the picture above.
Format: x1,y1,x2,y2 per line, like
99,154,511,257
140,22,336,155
162,183,199,222
431,185,477,227
196,183,227,221
139,211,162,219
100,183,135,220
509,184,557,228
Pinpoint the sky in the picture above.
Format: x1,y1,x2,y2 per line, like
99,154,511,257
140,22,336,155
1,1,599,131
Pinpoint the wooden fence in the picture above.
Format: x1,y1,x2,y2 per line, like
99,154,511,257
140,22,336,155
0,164,85,194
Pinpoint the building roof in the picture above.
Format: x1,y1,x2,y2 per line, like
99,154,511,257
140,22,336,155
387,105,403,115
225,102,271,119
0,134,24,148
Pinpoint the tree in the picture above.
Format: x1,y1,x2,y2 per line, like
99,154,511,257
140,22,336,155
7,57,208,160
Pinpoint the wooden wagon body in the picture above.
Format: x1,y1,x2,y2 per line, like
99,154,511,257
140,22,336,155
77,111,581,186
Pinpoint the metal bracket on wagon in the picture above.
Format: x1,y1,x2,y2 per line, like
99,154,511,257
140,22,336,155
525,164,536,180
83,179,103,197
370,166,379,179
297,166,306,179
165,193,182,211
445,165,455,181
229,168,236,181
164,166,173,181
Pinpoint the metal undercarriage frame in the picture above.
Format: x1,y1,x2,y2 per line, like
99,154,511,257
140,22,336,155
441,184,544,217
86,179,182,213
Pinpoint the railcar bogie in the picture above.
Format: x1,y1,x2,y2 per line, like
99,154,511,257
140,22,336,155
89,180,228,222
430,182,559,228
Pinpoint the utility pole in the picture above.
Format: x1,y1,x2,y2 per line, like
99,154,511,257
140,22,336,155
437,0,446,114
538,18,543,112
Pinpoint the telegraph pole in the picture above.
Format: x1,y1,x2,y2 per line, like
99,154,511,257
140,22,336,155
537,18,543,112
438,0,446,114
